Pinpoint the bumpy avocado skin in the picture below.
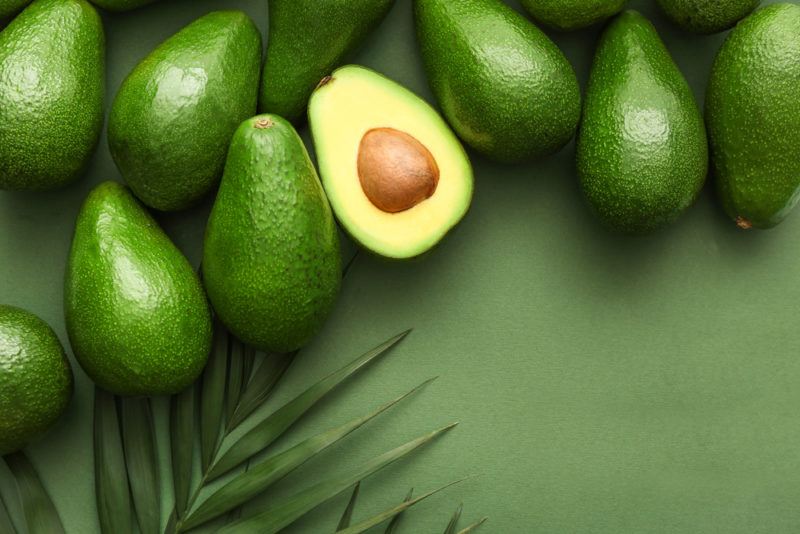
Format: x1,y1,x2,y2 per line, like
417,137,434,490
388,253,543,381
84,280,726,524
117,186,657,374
707,4,800,229
519,0,627,31
414,0,581,163
89,0,157,11
0,0,104,191
0,0,31,20
261,0,395,123
108,11,261,211
0,305,73,456
65,182,212,396
657,0,761,34
204,115,341,354
577,10,708,234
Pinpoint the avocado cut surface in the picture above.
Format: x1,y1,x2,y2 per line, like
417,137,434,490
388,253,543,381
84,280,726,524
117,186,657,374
707,3,800,229
577,10,708,234
657,0,761,33
414,0,581,163
260,0,395,123
203,115,342,354
309,65,473,260
0,304,73,456
108,10,261,211
520,0,627,31
64,182,212,396
0,0,104,191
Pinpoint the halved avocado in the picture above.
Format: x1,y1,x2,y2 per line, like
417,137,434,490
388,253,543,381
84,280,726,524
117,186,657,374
309,65,473,260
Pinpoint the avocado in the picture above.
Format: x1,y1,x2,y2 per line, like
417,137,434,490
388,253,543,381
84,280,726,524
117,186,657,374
65,181,212,396
108,11,261,211
89,0,158,11
0,0,104,191
414,0,581,163
657,0,761,34
576,10,708,234
0,0,31,20
203,116,341,354
707,3,800,229
519,0,627,31
260,0,395,123
0,305,73,456
309,65,473,259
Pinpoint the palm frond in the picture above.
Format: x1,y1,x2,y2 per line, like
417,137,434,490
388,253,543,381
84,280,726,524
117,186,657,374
94,388,134,534
120,397,160,534
4,452,65,534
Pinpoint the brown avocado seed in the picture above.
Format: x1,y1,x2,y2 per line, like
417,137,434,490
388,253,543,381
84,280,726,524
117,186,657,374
357,128,440,213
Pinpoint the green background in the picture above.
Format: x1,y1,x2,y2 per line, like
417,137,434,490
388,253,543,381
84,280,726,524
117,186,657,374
2,0,800,532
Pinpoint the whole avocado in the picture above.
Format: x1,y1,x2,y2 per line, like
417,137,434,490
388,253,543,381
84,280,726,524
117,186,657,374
65,181,213,396
414,0,581,163
108,11,261,211
657,0,761,34
577,10,708,234
0,0,31,19
0,0,104,191
89,0,158,11
707,3,800,229
260,0,395,123
203,115,341,354
0,305,73,456
519,0,627,31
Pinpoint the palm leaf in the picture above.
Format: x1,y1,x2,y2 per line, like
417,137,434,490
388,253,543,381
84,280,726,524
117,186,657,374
208,330,411,480
94,388,134,534
457,518,488,533
228,351,295,431
201,323,229,471
178,378,435,532
226,339,247,422
384,489,413,534
0,492,16,534
217,423,457,534
444,503,463,534
121,396,160,534
170,384,196,519
4,452,65,534
336,482,360,531
337,480,466,534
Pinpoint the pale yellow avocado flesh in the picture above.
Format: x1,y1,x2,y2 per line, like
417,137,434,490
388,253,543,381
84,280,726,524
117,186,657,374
309,65,473,259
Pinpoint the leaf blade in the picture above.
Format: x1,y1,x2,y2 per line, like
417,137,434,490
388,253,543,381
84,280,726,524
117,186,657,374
201,324,229,472
228,351,295,431
210,330,411,480
217,423,457,534
0,480,18,534
170,384,196,519
444,503,463,534
121,396,160,534
384,489,413,534
457,517,488,534
4,452,65,534
94,388,134,534
336,482,360,531
226,339,245,423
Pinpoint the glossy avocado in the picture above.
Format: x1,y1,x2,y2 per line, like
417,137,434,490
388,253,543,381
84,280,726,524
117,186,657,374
309,65,473,259
577,10,708,234
707,3,800,229
0,305,73,455
520,0,627,31
65,182,212,396
657,0,761,34
204,115,341,353
0,0,104,191
260,0,395,123
414,0,581,162
108,11,261,211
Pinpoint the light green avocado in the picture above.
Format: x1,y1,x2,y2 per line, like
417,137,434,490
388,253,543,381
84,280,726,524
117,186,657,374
204,115,341,353
89,0,158,11
657,0,761,34
0,0,31,20
414,0,581,162
520,0,627,31
309,65,473,260
577,10,708,234
0,0,103,191
260,0,395,123
108,11,261,211
65,181,212,396
707,3,800,229
0,305,73,456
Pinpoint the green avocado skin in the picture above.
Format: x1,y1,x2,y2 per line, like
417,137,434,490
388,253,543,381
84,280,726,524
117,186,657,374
657,0,761,34
577,10,708,234
414,0,581,163
260,0,395,123
0,0,104,191
707,3,800,229
108,11,261,212
204,115,341,354
0,305,73,456
65,182,213,396
89,0,157,11
0,0,31,19
520,0,627,31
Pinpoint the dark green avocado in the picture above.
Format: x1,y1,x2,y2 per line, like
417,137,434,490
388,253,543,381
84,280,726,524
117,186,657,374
520,0,627,31
657,0,761,34
89,0,158,11
0,0,104,191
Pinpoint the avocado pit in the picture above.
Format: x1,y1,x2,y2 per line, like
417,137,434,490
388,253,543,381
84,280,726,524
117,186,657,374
357,128,440,213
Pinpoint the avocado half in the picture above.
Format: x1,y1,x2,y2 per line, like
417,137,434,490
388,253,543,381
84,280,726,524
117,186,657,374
309,65,473,260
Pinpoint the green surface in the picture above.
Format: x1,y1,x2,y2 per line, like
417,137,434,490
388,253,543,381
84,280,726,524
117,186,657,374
1,0,800,532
